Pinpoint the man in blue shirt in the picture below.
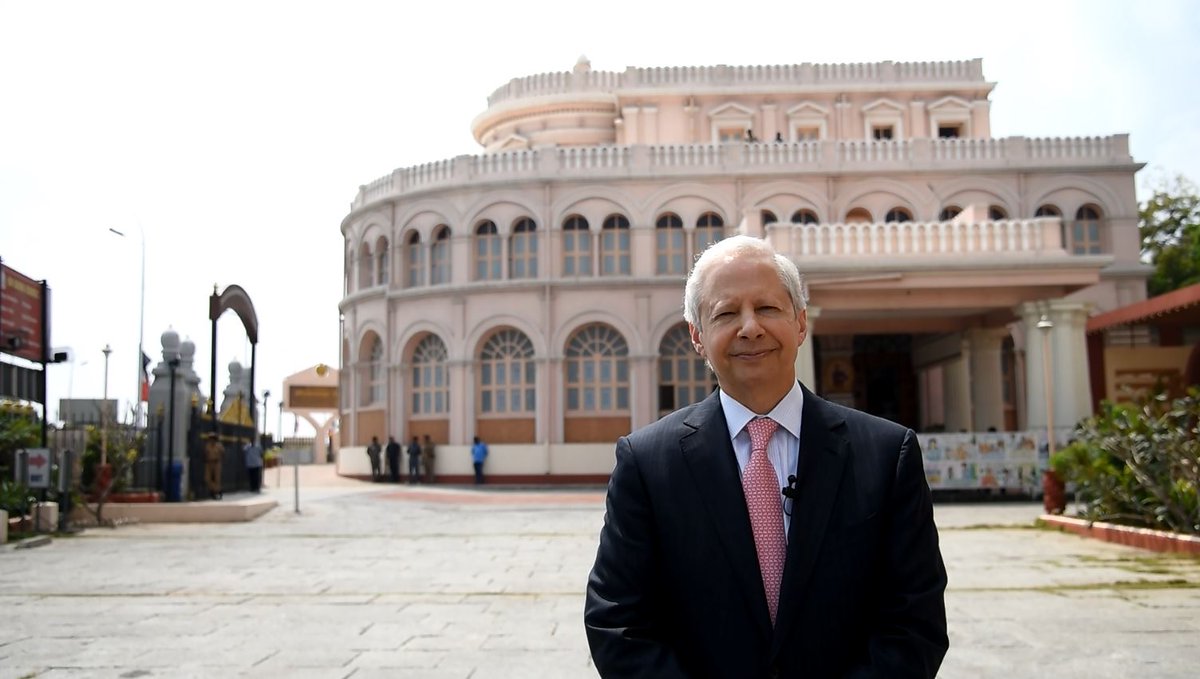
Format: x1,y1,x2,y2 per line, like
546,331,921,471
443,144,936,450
471,436,488,485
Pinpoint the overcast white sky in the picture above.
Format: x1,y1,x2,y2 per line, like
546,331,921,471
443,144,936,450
1,0,1197,437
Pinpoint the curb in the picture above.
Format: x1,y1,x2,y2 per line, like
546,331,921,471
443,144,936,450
1040,514,1200,555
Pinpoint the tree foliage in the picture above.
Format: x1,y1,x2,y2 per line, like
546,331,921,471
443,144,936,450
1139,174,1200,296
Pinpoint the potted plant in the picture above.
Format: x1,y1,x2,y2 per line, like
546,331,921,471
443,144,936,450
1042,447,1073,515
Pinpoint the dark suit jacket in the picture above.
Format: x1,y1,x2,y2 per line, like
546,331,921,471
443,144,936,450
585,385,948,679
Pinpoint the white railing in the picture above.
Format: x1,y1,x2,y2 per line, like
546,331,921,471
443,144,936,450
349,136,1133,211
648,144,721,168
931,138,1006,162
471,150,538,176
777,219,1063,258
557,145,630,171
487,59,985,105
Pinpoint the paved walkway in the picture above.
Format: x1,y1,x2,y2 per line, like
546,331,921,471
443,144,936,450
1,464,1197,678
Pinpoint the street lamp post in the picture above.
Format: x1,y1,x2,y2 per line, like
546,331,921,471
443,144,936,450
108,227,146,428
1036,315,1056,459
101,344,112,467
262,390,271,443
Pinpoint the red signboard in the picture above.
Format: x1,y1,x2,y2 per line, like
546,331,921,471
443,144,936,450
0,263,46,362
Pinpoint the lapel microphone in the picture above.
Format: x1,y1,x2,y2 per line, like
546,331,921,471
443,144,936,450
781,474,798,517
781,474,798,500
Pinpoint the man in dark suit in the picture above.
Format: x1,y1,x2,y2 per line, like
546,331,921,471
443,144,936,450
585,235,948,678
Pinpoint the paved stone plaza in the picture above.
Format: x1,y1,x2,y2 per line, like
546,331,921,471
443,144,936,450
1,465,1198,678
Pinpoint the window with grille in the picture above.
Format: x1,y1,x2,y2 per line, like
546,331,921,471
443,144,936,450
939,206,963,221
562,215,592,276
376,237,389,286
474,220,502,281
601,215,631,276
658,324,714,417
791,209,819,224
1072,206,1103,254
656,213,686,275
988,205,1008,221
362,336,385,405
479,329,535,415
431,226,451,285
885,208,913,223
411,335,448,415
359,243,373,289
509,218,538,279
565,324,629,414
405,231,424,288
694,212,725,258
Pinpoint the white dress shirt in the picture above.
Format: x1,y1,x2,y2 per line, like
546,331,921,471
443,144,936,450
719,382,804,538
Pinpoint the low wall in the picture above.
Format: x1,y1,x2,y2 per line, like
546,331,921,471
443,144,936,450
338,443,616,482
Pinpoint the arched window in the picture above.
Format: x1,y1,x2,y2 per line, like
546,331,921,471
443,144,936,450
565,324,629,414
791,209,819,225
658,324,714,417
405,231,424,288
562,215,592,276
376,237,389,286
431,226,451,285
479,328,535,414
509,218,538,279
474,220,501,281
1035,205,1062,218
938,205,963,221
988,205,1008,221
845,207,872,223
344,246,353,295
1072,205,1103,254
411,334,448,415
601,214,631,276
761,210,778,225
694,212,725,258
656,213,686,275
359,243,373,289
885,208,913,223
362,335,384,405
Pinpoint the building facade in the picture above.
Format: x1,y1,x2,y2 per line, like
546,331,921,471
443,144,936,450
338,57,1146,481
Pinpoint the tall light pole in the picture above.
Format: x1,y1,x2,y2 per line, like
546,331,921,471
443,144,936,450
101,344,112,467
262,390,271,443
108,226,146,428
1036,315,1056,459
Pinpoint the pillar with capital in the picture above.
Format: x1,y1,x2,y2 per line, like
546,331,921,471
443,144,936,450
795,306,820,389
1019,300,1093,432
966,327,1009,432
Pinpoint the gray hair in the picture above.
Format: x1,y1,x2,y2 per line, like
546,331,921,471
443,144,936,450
683,235,807,329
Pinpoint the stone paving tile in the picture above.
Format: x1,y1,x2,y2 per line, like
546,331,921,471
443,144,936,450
2,470,1198,678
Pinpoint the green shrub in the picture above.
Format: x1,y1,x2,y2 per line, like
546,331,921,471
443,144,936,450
1056,390,1199,534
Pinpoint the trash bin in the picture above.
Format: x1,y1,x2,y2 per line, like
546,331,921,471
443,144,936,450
165,461,184,502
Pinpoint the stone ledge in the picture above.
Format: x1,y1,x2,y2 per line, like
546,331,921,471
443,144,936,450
72,496,277,524
1040,514,1200,554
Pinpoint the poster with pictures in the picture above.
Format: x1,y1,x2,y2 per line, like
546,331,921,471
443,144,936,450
917,431,1068,493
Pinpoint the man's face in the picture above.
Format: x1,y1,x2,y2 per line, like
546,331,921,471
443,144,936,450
689,253,807,411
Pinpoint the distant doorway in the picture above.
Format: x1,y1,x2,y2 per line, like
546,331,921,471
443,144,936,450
814,334,919,429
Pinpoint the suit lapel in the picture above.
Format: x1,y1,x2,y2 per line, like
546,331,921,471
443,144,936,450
771,386,848,653
680,391,773,640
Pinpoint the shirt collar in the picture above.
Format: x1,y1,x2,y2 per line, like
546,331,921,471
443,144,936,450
719,381,804,441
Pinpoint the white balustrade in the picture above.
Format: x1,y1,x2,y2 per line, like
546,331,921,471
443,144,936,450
785,219,1060,258
350,138,1129,211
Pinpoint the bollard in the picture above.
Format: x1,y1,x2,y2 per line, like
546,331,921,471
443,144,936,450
34,502,58,532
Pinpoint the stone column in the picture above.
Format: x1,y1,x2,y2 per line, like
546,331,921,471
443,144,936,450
621,106,641,144
795,306,820,389
1019,300,1091,432
942,352,972,433
967,327,1007,432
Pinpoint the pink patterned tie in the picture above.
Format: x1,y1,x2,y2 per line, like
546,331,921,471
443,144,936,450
744,416,785,625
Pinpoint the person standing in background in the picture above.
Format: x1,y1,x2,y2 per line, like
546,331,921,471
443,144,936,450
203,433,224,500
407,436,422,484
366,436,382,482
243,437,264,493
386,435,401,484
422,434,436,484
471,436,488,485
